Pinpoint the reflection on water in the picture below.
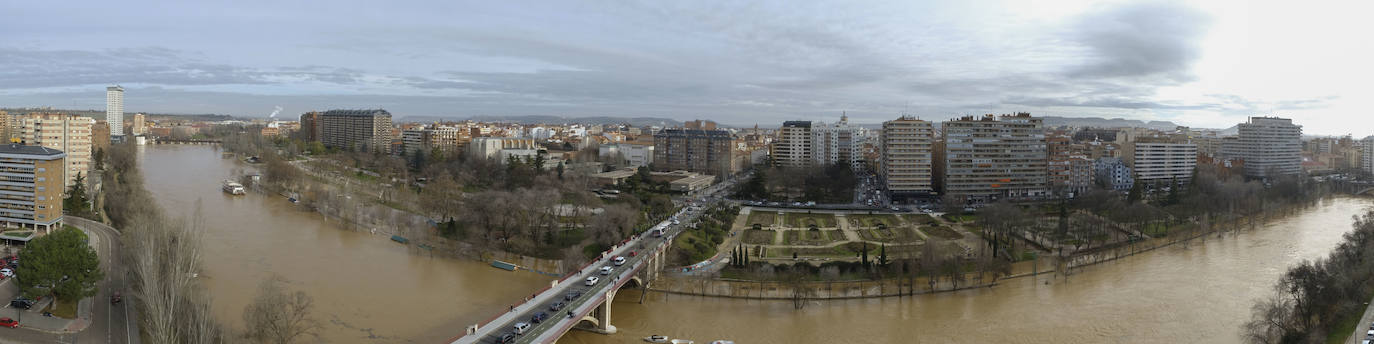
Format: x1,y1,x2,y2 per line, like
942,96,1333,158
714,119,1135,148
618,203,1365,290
563,198,1372,344
139,145,550,343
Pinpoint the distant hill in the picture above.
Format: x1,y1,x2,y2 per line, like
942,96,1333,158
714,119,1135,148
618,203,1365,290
1041,116,1181,130
401,115,681,127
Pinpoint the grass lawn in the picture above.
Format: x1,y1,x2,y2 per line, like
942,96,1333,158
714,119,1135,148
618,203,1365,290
44,298,77,319
783,229,843,246
846,214,900,228
767,245,857,258
746,212,777,227
905,214,941,226
785,213,837,228
921,226,964,240
742,230,777,245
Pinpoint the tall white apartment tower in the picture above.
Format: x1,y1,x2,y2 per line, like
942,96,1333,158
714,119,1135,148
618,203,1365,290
106,85,124,139
1362,137,1373,176
1230,116,1302,178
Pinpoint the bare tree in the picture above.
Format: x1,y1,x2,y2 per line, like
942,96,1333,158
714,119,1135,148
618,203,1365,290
125,204,224,344
242,275,321,344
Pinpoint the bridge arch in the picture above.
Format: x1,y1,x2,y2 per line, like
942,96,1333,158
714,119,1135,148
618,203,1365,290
619,276,645,290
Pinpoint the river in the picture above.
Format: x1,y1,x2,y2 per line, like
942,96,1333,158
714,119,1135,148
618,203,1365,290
561,197,1374,344
140,145,1373,343
137,145,550,343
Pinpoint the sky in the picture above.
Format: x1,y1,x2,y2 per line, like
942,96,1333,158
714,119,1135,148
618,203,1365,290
1,0,1370,135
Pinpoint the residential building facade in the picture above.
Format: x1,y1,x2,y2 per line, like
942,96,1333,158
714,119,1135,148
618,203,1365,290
19,113,93,186
1225,116,1303,178
653,128,736,176
106,85,123,140
880,116,935,198
319,109,393,153
812,115,868,170
0,144,65,233
771,121,813,168
1125,140,1198,186
1094,157,1134,191
940,113,1048,202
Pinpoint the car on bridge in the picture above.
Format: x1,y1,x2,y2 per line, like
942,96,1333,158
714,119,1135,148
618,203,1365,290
599,266,613,275
613,256,626,266
565,290,583,301
585,276,600,286
494,332,516,344
0,317,17,328
549,302,565,311
512,322,530,335
530,311,548,324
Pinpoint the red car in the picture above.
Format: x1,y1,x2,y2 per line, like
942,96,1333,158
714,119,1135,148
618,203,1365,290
0,317,18,328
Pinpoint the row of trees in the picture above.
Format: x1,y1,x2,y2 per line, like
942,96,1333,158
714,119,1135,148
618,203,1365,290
1242,210,1374,343
735,163,856,204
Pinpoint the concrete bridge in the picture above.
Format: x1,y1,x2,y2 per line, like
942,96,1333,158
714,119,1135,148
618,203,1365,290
449,212,690,344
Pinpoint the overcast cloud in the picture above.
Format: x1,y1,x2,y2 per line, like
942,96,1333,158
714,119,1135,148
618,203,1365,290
1,0,1369,135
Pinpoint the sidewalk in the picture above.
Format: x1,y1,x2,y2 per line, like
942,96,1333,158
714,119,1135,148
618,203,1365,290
1345,297,1374,344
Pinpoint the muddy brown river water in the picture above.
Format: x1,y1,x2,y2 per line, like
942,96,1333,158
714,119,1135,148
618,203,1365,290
141,145,1372,344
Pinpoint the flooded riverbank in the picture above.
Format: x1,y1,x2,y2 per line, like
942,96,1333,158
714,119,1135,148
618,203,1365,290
138,145,550,343
563,197,1373,344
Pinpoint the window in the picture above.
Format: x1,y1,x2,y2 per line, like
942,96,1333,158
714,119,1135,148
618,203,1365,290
36,168,44,172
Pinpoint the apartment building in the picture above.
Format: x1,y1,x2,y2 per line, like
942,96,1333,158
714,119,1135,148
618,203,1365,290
0,144,65,233
1363,137,1374,176
19,113,93,186
1223,116,1303,178
1047,132,1093,195
402,126,467,156
319,109,393,153
813,115,868,170
771,121,813,167
106,85,123,140
880,116,935,198
1094,157,1134,191
653,128,736,176
1125,139,1198,186
940,113,1048,202
131,113,146,136
299,111,322,142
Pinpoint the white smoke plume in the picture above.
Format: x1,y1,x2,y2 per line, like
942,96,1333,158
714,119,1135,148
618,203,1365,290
269,106,283,118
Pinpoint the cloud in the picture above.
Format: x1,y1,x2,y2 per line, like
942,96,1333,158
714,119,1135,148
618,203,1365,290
1064,2,1212,83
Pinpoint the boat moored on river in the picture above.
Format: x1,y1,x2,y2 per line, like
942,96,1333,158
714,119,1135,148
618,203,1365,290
222,180,246,195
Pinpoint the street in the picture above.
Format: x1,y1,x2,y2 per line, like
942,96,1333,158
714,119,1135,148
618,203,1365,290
0,217,139,344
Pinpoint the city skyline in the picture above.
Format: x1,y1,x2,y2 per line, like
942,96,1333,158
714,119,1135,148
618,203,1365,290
2,0,1370,136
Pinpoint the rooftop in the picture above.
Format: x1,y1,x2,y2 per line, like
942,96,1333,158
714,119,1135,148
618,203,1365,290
0,144,65,157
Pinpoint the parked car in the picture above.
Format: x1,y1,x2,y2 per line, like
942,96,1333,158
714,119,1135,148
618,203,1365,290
585,276,600,286
531,311,548,324
599,266,614,275
549,302,566,311
495,332,516,344
613,257,626,266
9,299,32,310
512,322,530,335
0,318,16,328
0,269,11,278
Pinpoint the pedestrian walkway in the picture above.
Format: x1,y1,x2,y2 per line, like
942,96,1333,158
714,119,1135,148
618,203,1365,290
1345,296,1374,344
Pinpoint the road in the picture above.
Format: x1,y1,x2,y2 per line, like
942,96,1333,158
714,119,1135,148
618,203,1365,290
75,217,136,344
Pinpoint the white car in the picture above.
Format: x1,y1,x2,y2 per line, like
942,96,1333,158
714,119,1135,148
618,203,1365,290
513,322,530,335
585,276,600,286
0,268,11,278
599,266,613,275
613,256,627,266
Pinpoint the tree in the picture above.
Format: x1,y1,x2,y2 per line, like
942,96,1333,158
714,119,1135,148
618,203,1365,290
877,244,890,268
64,172,91,217
242,275,321,344
93,148,105,171
1127,180,1143,204
17,227,102,303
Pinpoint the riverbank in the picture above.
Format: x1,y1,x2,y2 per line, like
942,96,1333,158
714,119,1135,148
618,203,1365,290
647,196,1341,301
